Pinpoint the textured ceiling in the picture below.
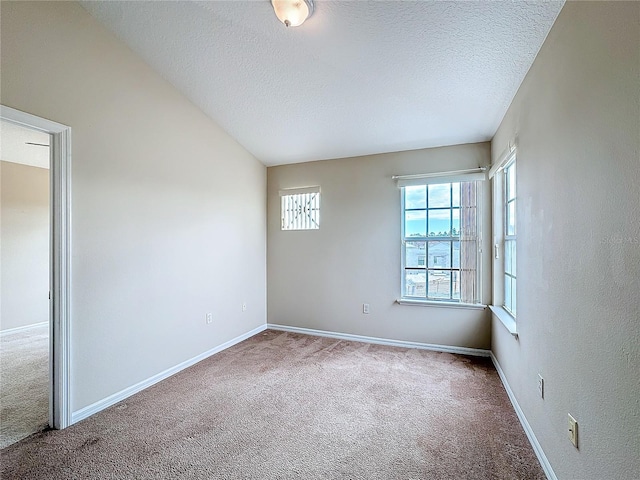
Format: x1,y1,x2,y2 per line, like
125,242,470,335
0,120,50,169
81,1,564,166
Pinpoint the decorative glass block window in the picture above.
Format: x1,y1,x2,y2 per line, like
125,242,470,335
279,186,320,230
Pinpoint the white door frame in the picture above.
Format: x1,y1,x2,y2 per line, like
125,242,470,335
1,105,72,429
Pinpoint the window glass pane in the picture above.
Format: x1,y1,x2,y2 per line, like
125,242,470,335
428,183,451,208
507,201,516,235
405,185,426,209
452,271,460,300
505,240,512,275
505,167,510,199
508,163,516,199
428,209,451,236
405,271,426,297
452,241,460,268
452,208,460,236
511,277,517,315
452,182,460,207
428,241,451,268
405,210,426,237
405,241,426,268
428,270,451,299
512,241,516,275
505,274,512,312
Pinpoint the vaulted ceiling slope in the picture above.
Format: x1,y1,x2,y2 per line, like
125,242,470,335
81,1,564,166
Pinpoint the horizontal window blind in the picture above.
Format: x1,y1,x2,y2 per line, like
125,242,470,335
394,168,486,187
278,186,320,196
489,144,517,179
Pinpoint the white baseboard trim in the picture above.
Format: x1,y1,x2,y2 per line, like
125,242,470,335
267,324,491,357
0,321,48,336
491,353,557,480
71,324,267,424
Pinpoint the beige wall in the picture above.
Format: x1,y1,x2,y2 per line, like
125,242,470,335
0,161,49,331
268,143,492,349
491,2,640,479
1,2,266,412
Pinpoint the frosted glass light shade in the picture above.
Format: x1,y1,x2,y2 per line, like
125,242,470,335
271,0,314,27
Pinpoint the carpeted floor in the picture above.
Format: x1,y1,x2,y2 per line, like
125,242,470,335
0,330,545,479
0,324,49,449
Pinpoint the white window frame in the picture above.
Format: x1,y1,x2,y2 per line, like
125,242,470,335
279,186,320,231
395,169,486,308
503,159,517,316
489,146,518,336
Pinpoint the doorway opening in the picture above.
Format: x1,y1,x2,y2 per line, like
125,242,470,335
0,106,71,443
0,121,51,447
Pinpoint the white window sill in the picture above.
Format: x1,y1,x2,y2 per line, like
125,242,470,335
489,305,518,338
396,299,486,310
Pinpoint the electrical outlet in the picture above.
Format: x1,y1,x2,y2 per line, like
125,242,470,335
568,414,578,448
206,313,213,324
363,303,370,314
537,374,544,399
242,303,247,312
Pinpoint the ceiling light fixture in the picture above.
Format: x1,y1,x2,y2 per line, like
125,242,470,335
271,0,314,27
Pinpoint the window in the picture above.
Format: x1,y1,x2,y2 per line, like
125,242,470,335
489,146,517,332
504,160,516,315
279,186,320,230
401,181,481,303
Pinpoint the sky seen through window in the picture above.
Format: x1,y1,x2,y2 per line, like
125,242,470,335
405,184,460,237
